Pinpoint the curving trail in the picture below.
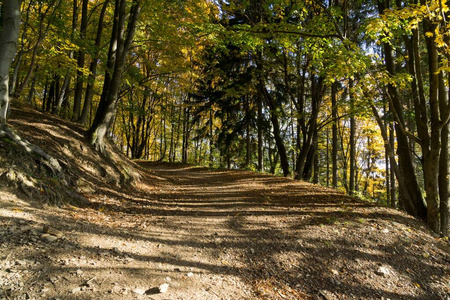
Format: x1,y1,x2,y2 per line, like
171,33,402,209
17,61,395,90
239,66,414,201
1,161,449,299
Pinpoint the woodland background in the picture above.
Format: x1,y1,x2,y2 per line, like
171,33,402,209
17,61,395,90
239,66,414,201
0,0,449,236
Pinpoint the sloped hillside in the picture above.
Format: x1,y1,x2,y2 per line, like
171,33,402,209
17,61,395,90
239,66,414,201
0,105,449,300
1,104,140,206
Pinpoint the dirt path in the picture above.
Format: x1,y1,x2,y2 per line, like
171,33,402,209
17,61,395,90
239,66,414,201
1,162,449,299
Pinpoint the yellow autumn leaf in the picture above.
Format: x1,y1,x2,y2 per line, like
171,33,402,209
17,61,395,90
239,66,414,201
425,32,434,38
435,35,446,47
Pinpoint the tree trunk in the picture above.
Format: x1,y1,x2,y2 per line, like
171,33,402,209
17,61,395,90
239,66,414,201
209,108,214,166
80,0,110,125
256,51,290,176
259,80,289,176
332,82,338,188
0,0,21,125
384,102,390,206
349,79,356,195
439,71,449,236
257,93,263,171
73,0,89,121
378,0,427,220
389,119,397,208
181,102,191,164
53,0,77,115
296,75,325,181
13,0,60,98
245,97,251,168
384,47,427,219
88,0,141,153
370,103,419,217
9,0,32,95
313,140,319,184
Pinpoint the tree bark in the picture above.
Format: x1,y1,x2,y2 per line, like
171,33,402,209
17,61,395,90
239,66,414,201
88,0,141,153
257,91,263,171
13,0,60,98
421,16,442,232
79,0,110,125
349,79,356,195
439,71,449,236
0,0,21,125
383,44,427,219
331,82,338,188
378,0,427,221
73,0,89,121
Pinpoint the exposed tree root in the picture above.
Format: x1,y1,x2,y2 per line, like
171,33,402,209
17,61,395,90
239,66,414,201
0,124,89,206
0,125,63,177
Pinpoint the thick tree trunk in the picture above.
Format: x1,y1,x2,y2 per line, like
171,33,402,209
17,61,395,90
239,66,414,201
0,0,21,125
88,0,140,152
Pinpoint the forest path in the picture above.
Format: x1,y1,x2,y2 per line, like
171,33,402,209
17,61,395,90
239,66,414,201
1,161,449,299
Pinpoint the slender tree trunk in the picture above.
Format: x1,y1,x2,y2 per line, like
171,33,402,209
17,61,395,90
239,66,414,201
80,0,110,125
256,52,290,176
73,0,89,121
377,0,426,220
257,93,263,171
209,108,214,166
9,0,32,95
370,102,419,216
332,82,338,188
384,102,391,206
384,46,427,219
0,0,20,126
245,97,251,167
181,102,191,163
326,128,330,187
313,140,319,184
349,79,356,195
14,0,60,98
27,76,36,105
260,81,289,176
53,0,76,115
439,71,449,236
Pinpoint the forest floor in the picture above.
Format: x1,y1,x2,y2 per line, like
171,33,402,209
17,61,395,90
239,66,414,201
0,105,449,300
